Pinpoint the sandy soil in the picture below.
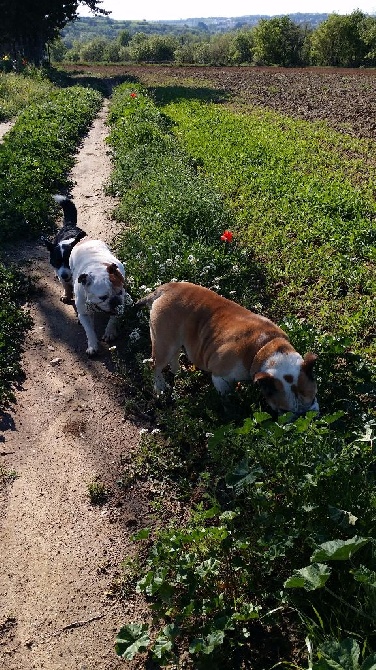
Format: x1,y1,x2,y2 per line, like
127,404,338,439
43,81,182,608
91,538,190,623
0,120,15,141
0,101,148,669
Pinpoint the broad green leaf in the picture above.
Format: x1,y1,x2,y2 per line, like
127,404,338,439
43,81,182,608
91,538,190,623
361,654,376,670
225,459,263,492
115,623,150,660
189,637,205,654
203,630,225,654
131,527,150,541
152,625,178,662
232,603,260,621
207,425,229,449
352,566,376,588
316,638,361,670
311,537,369,562
195,558,220,578
253,411,273,425
284,563,331,591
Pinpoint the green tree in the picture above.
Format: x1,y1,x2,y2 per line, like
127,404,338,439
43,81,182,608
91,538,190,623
49,37,67,63
129,33,177,62
229,29,254,64
79,37,107,62
0,0,108,65
310,11,369,66
118,29,131,47
206,33,233,65
253,16,306,66
359,15,376,64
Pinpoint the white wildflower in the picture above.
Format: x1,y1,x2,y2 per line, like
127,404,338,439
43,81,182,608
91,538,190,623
129,328,141,342
124,292,134,306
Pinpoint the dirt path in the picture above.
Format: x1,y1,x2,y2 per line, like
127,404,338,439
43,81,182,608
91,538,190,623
0,101,147,669
0,120,15,141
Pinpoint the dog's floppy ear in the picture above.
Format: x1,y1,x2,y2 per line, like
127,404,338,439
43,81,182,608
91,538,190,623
253,371,282,395
41,236,53,251
107,262,125,286
301,352,318,380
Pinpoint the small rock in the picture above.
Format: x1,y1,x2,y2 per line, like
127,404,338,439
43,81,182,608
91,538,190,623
50,358,62,366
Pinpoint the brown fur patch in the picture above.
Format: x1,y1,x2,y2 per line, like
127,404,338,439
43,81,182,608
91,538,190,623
105,262,125,288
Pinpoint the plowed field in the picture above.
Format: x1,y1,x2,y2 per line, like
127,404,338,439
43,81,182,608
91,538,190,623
62,64,376,138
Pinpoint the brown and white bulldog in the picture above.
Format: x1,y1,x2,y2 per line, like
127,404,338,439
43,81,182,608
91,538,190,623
69,239,127,355
137,281,319,417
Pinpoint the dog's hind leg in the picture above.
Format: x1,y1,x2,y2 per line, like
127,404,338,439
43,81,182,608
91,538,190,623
151,342,181,395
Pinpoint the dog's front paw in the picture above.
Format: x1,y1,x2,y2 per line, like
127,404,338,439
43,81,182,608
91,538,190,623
102,331,117,343
154,371,167,396
86,345,99,356
103,320,118,342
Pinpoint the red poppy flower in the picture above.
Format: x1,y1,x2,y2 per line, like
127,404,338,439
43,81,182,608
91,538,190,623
220,230,233,242
130,92,137,98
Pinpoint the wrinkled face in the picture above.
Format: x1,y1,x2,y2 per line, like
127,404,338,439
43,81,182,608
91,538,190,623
78,263,125,315
254,352,319,417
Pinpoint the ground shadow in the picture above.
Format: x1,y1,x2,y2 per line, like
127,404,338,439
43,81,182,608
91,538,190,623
46,65,140,96
150,83,231,105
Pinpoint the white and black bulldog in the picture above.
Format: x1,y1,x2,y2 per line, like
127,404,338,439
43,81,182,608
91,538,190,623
69,238,127,355
42,195,87,303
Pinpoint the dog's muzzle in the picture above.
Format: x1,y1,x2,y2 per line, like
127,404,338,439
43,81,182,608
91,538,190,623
85,300,124,316
293,398,320,419
59,269,72,282
109,295,122,311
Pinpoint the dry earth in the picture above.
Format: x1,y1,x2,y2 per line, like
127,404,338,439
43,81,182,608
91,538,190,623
0,101,149,669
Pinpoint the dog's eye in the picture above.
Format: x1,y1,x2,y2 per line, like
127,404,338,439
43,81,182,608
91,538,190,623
99,294,109,301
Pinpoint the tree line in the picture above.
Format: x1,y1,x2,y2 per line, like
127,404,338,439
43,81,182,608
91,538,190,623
1,1,376,69
51,11,376,68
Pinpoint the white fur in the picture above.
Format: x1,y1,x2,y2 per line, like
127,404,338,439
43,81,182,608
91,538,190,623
69,240,126,355
262,351,318,415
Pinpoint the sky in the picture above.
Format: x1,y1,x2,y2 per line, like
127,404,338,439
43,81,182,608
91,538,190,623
78,0,376,22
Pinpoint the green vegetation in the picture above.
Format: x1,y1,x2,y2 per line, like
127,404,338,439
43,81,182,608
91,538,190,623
0,83,102,242
162,98,376,359
108,83,376,668
0,72,102,408
0,465,19,487
54,10,376,68
0,264,33,410
87,478,108,505
0,70,53,121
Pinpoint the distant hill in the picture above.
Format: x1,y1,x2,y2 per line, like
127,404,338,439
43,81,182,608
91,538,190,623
61,13,330,45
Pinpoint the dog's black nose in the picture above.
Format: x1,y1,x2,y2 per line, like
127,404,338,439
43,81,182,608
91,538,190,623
61,269,71,281
109,295,122,309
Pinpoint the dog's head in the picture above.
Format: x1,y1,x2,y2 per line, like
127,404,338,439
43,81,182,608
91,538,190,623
253,351,319,417
42,230,86,283
78,262,126,314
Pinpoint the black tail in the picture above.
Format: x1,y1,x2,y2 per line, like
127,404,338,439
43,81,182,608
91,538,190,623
53,194,77,226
